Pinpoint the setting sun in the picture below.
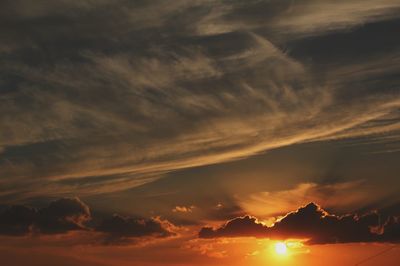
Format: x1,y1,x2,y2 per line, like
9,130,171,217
275,242,288,255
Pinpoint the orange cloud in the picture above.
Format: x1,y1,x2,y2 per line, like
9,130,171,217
172,206,195,213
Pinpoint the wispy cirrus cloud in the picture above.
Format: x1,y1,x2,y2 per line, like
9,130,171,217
0,0,399,200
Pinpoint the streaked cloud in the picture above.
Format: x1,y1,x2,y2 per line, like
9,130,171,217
0,0,399,200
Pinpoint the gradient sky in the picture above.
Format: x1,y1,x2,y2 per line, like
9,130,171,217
0,1,400,265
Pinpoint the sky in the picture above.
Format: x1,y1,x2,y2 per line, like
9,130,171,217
0,0,400,265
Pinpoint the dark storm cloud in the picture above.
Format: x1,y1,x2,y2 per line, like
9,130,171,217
1,0,400,199
199,203,400,244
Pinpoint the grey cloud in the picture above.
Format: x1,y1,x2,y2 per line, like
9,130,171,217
382,216,400,242
270,0,400,39
195,0,400,38
0,1,399,199
199,215,269,239
96,214,175,244
0,205,36,236
0,197,177,244
0,197,90,235
36,197,91,234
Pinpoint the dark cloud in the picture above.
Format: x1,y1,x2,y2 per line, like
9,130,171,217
268,203,382,244
0,197,90,235
199,203,400,244
35,197,91,234
199,215,269,239
96,214,175,244
0,205,36,236
381,216,400,242
0,0,399,200
0,197,176,242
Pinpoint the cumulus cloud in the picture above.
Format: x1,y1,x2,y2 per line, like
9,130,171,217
199,215,269,239
0,198,90,235
35,198,91,234
0,198,177,244
0,205,36,236
96,215,175,242
199,203,400,244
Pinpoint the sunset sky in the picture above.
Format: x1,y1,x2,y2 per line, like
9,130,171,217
0,1,400,265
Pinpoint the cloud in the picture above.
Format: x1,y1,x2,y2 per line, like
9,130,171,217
0,205,36,236
199,215,269,239
196,0,400,38
0,1,399,199
35,197,91,234
269,0,400,38
199,203,400,244
172,206,195,213
0,197,90,235
381,216,400,242
96,215,175,243
0,197,177,244
238,180,383,218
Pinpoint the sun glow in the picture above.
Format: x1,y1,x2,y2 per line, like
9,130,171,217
274,242,288,256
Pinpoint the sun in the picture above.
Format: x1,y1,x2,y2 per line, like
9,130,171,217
274,242,288,255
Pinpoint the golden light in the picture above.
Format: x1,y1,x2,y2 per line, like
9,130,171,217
274,242,288,256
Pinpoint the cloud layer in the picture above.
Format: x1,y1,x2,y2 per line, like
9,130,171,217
199,203,400,244
0,0,399,199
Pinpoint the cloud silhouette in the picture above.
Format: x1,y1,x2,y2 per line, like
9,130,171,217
380,216,400,242
0,197,176,242
96,214,175,239
0,197,90,235
0,205,37,236
199,203,400,244
199,215,269,239
35,197,91,234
